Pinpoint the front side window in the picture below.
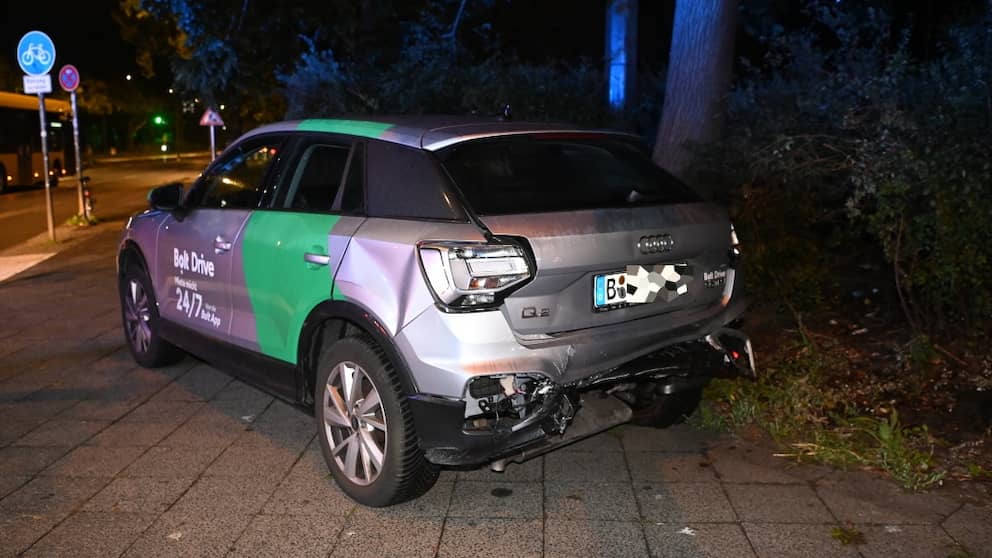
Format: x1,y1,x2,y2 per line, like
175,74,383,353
188,138,283,209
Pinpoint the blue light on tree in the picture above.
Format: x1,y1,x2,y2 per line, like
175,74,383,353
605,0,637,111
608,11,626,109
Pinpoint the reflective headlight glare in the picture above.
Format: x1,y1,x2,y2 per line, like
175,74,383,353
418,241,532,310
729,223,742,266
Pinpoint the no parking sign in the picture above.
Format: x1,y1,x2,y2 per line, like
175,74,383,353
59,64,80,92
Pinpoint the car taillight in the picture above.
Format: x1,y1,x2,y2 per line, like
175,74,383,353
417,241,532,311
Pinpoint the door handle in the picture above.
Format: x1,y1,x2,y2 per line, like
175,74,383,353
214,236,232,254
304,252,331,266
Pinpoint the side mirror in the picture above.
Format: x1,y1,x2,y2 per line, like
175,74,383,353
148,182,183,212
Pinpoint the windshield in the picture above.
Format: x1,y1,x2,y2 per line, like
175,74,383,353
437,134,700,215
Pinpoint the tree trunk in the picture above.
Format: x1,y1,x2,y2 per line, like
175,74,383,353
652,0,736,180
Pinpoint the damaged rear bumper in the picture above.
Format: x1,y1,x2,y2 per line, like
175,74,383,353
410,389,632,467
408,327,756,467
396,296,750,399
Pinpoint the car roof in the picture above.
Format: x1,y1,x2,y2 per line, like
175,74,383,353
240,115,638,151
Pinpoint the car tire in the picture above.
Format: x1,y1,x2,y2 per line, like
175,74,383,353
119,263,184,368
629,385,703,428
315,335,439,507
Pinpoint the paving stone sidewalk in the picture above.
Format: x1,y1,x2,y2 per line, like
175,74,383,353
0,229,989,558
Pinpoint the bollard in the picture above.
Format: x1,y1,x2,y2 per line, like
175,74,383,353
81,176,93,220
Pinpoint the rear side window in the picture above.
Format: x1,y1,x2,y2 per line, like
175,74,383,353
338,142,365,214
282,144,350,212
365,140,466,221
437,134,701,215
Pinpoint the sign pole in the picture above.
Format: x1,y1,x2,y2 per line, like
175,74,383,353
70,91,83,217
200,107,224,161
175,108,182,161
57,65,83,219
38,93,55,241
18,30,57,241
209,125,216,161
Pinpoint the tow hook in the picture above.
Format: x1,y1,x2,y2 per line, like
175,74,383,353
705,328,757,379
544,393,577,436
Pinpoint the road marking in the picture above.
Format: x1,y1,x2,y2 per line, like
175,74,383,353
0,253,56,283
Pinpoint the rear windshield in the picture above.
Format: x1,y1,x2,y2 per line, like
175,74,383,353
437,134,701,215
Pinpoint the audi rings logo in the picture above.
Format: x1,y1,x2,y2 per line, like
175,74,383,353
637,234,675,254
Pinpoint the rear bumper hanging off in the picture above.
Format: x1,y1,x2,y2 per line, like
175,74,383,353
408,328,755,467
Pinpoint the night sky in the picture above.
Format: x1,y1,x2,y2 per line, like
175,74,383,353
3,0,135,84
0,0,980,95
0,1,674,89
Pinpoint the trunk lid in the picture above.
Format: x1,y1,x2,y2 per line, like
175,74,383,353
481,203,732,335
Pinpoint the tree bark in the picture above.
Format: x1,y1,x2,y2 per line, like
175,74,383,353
652,0,737,180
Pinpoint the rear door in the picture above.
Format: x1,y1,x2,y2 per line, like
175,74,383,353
228,135,366,393
155,135,286,340
436,133,733,336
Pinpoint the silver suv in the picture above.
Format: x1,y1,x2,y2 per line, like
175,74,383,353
117,116,754,506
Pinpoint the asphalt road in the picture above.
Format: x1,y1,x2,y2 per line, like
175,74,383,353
0,157,210,252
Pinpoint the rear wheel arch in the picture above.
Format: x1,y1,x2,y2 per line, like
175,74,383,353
314,334,439,505
297,300,419,408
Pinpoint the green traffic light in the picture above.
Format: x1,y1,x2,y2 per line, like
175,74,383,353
153,115,165,125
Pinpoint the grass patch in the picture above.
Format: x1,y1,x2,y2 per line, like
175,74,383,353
966,464,992,479
66,213,99,227
830,525,866,546
697,336,946,491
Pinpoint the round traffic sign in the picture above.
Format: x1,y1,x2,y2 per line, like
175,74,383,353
59,65,80,92
17,31,56,76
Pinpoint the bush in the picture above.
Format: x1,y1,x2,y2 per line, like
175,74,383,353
708,3,992,336
847,16,992,332
278,3,663,131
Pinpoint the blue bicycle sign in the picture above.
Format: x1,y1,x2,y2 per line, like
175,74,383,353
17,31,56,76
